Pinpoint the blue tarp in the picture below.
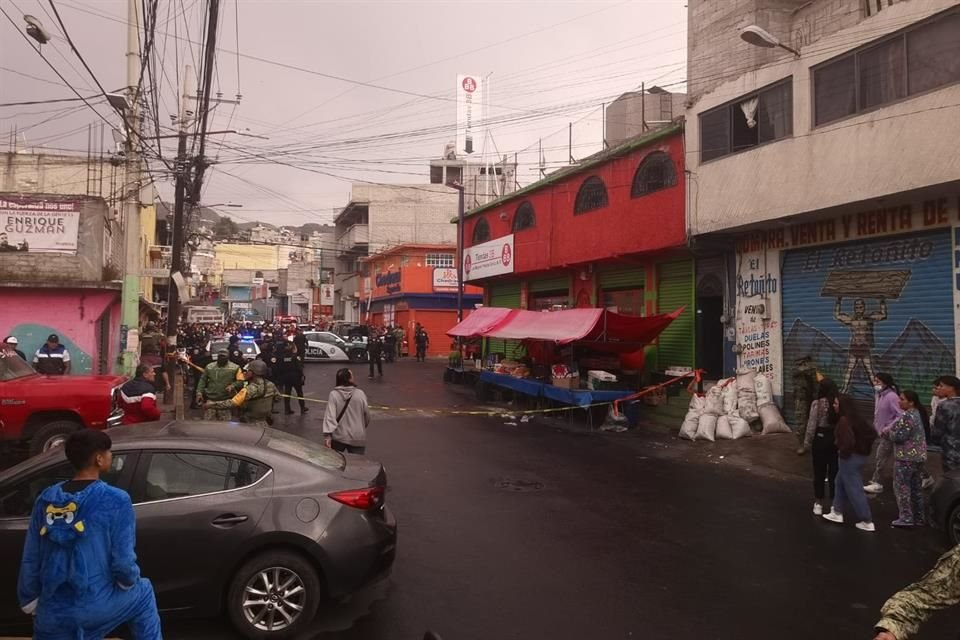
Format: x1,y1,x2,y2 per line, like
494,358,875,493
479,371,633,408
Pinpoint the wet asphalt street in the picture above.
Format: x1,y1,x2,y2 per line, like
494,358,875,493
6,358,960,639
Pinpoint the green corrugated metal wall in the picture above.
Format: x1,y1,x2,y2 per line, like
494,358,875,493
598,266,645,290
529,275,570,293
487,281,524,358
657,259,695,369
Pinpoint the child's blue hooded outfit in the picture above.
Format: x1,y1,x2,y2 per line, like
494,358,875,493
17,480,162,639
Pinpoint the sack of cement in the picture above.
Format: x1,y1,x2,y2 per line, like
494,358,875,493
680,409,700,440
721,379,738,414
736,369,760,422
759,402,790,435
754,374,774,406
695,413,718,442
715,415,734,440
704,385,724,416
729,412,753,439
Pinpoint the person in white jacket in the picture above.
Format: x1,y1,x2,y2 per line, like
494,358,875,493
322,368,371,454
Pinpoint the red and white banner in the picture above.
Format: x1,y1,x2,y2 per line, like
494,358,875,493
463,234,514,282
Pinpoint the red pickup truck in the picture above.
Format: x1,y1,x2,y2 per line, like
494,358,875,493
0,353,125,455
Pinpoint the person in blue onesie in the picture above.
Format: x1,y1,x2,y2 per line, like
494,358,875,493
17,429,162,639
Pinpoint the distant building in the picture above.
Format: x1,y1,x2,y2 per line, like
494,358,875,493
360,243,482,356
429,145,518,210
333,183,458,322
604,87,685,148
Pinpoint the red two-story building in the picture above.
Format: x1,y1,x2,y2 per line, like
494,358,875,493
462,124,708,375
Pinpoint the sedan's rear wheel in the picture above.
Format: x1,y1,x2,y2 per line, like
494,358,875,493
948,503,960,546
228,551,321,640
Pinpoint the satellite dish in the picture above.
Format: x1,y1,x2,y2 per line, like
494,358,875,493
23,15,51,45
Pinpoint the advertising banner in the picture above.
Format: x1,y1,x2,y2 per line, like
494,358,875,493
456,74,482,156
433,267,459,292
0,197,80,253
463,234,514,282
320,284,334,306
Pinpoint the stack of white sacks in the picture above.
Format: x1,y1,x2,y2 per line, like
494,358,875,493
679,368,790,441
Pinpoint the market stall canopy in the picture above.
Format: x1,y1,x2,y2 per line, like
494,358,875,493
447,306,683,345
447,306,518,337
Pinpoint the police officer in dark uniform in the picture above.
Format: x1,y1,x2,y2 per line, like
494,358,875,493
368,330,384,379
278,339,308,415
227,335,246,367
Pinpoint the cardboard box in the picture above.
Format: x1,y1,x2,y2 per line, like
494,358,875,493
552,375,579,389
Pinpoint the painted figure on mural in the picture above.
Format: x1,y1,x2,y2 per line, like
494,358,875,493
835,297,887,393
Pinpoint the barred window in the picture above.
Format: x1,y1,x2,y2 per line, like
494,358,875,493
631,151,677,197
573,176,609,215
512,202,536,232
425,253,455,268
472,218,490,244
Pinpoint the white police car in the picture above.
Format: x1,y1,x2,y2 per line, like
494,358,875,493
302,332,367,362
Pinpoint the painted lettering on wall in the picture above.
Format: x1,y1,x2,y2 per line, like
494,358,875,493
736,197,959,253
735,249,783,395
375,270,402,294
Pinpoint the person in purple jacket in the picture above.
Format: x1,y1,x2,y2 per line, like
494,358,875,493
865,373,903,494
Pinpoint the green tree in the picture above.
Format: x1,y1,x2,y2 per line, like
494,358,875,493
212,216,239,240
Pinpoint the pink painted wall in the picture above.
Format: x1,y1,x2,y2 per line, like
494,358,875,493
0,288,121,374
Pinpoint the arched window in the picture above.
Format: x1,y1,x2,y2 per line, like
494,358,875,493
512,202,536,232
472,217,490,244
631,151,677,197
574,176,609,215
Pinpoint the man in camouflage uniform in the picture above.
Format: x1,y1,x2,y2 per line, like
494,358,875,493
196,349,240,421
203,360,278,427
874,543,960,639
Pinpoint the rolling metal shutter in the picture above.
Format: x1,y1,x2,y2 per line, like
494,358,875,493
599,266,645,290
657,259,695,369
781,229,955,409
529,275,570,293
487,281,523,358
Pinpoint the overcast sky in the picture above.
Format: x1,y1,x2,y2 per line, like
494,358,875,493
1,0,687,226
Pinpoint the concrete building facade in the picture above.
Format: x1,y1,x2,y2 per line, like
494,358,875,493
686,0,960,422
333,183,458,322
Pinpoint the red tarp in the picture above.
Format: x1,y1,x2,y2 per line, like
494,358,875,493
446,306,517,338
447,306,683,346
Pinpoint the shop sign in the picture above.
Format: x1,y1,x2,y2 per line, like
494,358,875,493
456,74,482,156
319,284,334,305
735,248,782,396
735,196,960,253
464,234,514,282
433,267,459,292
376,270,401,294
0,197,81,253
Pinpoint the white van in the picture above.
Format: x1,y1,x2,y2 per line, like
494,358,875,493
184,306,224,324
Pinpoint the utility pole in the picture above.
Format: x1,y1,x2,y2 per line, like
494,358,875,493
118,0,142,376
454,183,466,323
164,67,192,419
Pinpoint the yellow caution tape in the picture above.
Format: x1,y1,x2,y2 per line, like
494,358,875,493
179,355,688,418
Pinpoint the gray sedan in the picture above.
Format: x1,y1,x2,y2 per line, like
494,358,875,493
0,422,397,639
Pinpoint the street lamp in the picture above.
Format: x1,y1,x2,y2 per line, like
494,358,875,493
205,203,243,208
22,15,51,45
739,25,800,57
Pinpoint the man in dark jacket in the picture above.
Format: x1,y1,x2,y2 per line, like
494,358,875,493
414,324,429,362
368,331,383,379
275,340,308,415
33,334,70,375
119,365,162,424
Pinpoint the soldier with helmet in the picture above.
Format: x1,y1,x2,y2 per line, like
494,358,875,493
196,348,239,420
203,359,278,427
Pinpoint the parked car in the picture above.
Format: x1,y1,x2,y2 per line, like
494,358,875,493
302,332,367,362
0,353,125,455
930,471,960,544
207,338,261,361
0,421,396,639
